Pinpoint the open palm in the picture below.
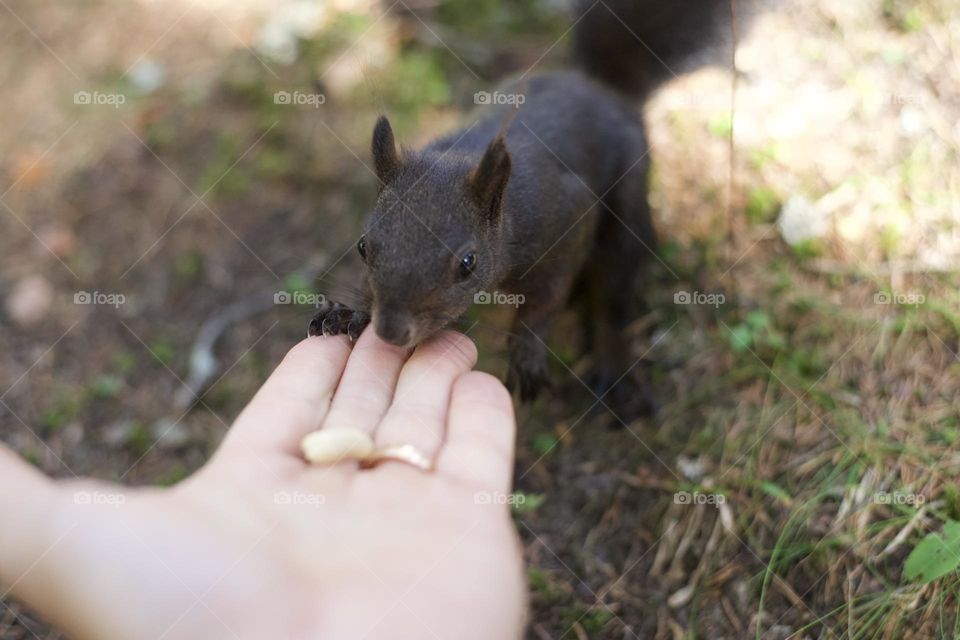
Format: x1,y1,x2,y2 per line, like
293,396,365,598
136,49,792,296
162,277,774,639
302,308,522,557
1,331,526,640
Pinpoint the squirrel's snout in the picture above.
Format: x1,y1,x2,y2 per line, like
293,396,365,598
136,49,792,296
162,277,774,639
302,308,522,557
373,311,417,348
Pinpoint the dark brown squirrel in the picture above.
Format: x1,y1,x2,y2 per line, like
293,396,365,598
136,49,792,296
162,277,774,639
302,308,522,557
309,0,750,406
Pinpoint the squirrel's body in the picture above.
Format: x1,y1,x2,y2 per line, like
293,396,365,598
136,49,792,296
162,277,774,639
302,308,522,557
309,0,750,407
430,70,656,399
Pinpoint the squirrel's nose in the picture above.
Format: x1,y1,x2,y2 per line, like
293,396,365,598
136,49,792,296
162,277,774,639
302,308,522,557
373,311,416,347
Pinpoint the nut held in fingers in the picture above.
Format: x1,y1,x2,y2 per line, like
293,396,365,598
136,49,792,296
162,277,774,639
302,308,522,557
301,428,374,465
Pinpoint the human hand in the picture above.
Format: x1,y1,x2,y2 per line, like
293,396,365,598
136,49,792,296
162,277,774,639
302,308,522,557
0,330,526,640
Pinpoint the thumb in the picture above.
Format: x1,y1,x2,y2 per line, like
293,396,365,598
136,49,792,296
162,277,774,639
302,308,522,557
0,443,58,593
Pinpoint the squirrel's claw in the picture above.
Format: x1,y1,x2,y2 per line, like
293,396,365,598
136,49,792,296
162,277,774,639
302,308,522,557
306,302,370,341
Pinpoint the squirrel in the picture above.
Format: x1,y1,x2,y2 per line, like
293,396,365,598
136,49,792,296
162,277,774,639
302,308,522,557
309,0,746,405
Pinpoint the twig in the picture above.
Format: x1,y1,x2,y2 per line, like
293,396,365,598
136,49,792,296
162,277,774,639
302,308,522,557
173,262,325,410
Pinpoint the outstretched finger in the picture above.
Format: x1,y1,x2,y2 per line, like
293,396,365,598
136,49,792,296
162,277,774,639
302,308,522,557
221,335,352,457
320,328,410,436
374,332,477,466
436,371,516,494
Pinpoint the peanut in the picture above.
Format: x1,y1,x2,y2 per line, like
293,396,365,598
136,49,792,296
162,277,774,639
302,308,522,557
301,428,374,465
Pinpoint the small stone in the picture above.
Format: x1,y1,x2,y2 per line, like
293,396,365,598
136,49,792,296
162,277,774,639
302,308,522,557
254,1,328,64
719,501,735,533
899,106,926,136
777,195,830,247
128,59,167,95
103,420,136,448
668,585,694,608
38,225,77,258
255,24,298,65
152,418,191,450
677,455,705,482
61,422,84,448
6,275,55,328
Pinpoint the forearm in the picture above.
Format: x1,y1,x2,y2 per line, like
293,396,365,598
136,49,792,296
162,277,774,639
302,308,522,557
0,445,57,594
0,449,134,640
1,472,205,640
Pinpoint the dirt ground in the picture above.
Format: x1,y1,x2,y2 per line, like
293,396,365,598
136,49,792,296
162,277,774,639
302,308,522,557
2,0,959,638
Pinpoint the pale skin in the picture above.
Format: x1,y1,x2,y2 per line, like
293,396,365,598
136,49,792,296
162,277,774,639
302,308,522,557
0,330,527,640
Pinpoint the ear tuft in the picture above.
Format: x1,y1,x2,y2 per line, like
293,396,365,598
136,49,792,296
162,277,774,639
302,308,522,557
372,116,400,190
467,137,512,224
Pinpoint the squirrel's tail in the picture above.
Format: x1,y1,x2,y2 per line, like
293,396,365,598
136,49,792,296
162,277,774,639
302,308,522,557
573,0,751,97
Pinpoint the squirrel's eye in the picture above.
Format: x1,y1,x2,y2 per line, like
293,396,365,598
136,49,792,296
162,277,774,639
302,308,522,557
357,237,367,260
459,252,477,279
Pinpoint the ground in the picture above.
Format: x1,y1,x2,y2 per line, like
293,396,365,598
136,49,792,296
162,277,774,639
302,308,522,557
1,0,959,638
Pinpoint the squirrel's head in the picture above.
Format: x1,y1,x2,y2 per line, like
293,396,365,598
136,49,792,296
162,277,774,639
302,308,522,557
358,116,512,348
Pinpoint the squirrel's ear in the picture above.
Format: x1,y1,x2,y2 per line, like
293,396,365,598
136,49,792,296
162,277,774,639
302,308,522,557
468,136,511,224
372,116,400,190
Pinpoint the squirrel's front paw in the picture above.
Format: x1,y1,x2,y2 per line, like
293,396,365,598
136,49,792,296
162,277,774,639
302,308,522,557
506,342,551,402
307,302,370,341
